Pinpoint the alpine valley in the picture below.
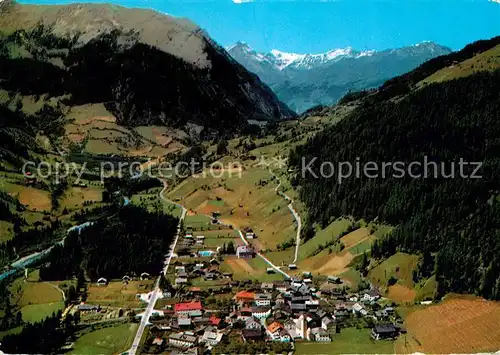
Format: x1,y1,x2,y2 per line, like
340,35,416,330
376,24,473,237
227,41,452,112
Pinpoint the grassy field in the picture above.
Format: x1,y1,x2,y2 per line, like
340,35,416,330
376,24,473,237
297,227,373,279
0,220,14,242
21,302,65,323
71,323,138,355
395,295,500,354
193,229,240,248
60,186,103,211
368,252,420,302
419,44,500,86
8,272,65,323
415,275,437,301
3,182,51,212
86,280,154,308
168,165,296,251
9,279,64,308
0,326,23,341
339,267,363,291
298,218,352,259
220,257,285,282
184,214,215,231
295,328,394,354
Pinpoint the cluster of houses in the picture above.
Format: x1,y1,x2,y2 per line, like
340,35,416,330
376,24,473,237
94,272,151,287
147,273,406,354
173,261,233,286
178,233,217,258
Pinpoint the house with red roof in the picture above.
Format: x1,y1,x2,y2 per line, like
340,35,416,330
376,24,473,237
234,291,255,306
209,314,222,328
174,301,203,317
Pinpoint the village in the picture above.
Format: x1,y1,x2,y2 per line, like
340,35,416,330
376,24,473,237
128,225,407,354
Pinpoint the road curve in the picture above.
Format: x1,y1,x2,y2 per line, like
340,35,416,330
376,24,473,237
270,169,302,264
127,180,187,355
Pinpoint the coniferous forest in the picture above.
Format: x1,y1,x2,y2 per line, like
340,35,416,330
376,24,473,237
39,205,178,281
289,69,500,300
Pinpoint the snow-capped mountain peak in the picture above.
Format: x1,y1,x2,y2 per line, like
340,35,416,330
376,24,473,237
226,40,452,113
269,47,358,70
269,49,306,69
228,44,379,71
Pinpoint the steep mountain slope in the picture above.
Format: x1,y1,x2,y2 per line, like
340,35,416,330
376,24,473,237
0,1,295,138
228,41,451,112
289,36,500,300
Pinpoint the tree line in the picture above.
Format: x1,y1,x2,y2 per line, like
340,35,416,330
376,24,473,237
39,205,178,281
289,69,500,300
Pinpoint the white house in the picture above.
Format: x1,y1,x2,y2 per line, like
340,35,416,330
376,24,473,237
245,317,261,330
251,306,271,319
168,332,197,348
245,232,255,239
321,316,335,330
254,293,272,307
236,245,255,258
287,314,307,340
200,330,223,346
96,277,108,286
310,327,331,342
362,289,381,302
352,302,368,316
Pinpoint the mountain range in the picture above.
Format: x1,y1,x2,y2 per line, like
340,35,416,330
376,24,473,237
0,1,295,141
228,41,452,112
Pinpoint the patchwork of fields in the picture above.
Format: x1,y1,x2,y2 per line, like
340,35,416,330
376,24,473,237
395,296,500,354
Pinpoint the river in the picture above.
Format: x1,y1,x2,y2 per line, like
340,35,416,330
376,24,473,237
0,197,130,282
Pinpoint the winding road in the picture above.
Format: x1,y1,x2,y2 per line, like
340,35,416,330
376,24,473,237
127,180,187,355
270,169,302,264
128,168,304,353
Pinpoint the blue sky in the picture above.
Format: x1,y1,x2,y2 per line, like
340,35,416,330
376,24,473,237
19,0,500,53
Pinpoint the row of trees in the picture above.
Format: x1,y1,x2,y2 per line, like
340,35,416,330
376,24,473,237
0,311,75,354
290,69,500,300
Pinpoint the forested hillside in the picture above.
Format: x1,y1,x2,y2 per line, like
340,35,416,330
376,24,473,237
0,23,294,138
39,205,178,281
289,69,500,300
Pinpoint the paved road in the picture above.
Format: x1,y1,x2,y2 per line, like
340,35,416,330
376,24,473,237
270,169,302,263
127,181,187,355
235,228,291,279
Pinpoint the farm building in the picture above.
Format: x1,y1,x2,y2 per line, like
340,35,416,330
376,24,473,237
236,245,255,258
288,264,298,270
77,304,101,313
371,325,399,340
96,277,108,286
327,276,341,284
245,232,256,239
